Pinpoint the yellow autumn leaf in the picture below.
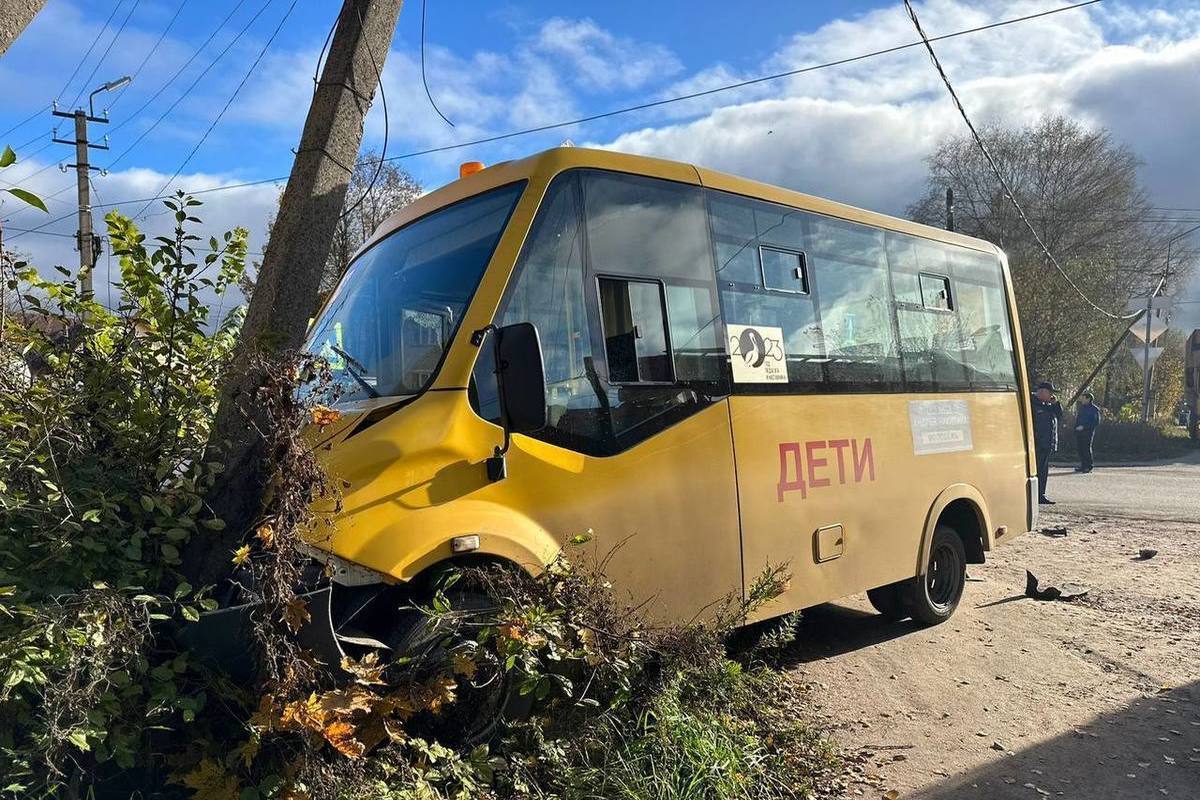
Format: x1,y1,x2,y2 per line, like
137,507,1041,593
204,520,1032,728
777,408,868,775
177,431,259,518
451,652,478,680
238,735,260,769
181,758,239,800
424,674,458,715
231,544,251,567
310,405,341,427
279,693,324,732
322,719,366,759
318,687,376,715
255,524,275,547
283,596,311,632
340,652,386,685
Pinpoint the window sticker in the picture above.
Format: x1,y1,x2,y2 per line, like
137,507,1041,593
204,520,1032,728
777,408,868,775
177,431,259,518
908,399,973,455
728,323,787,383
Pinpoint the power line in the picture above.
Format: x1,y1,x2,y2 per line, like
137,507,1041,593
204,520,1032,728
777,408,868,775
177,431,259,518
2,223,264,257
0,142,57,191
374,0,1108,167
903,0,1139,322
66,0,145,110
104,0,252,146
131,0,298,219
20,0,1108,220
421,0,455,127
55,0,125,105
108,0,190,111
0,105,51,140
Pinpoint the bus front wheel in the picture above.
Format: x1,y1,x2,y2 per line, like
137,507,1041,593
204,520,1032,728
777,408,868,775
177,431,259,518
904,524,967,625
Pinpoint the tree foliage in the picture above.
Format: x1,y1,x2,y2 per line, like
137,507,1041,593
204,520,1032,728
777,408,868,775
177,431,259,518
0,196,246,793
908,116,1193,393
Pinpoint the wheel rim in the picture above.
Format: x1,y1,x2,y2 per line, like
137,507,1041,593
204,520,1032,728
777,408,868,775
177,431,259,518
925,542,963,611
395,601,512,744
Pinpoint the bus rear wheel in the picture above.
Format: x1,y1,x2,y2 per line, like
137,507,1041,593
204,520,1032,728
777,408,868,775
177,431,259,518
903,524,966,625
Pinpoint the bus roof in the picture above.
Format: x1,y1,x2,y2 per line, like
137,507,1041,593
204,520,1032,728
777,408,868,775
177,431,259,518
359,146,1001,259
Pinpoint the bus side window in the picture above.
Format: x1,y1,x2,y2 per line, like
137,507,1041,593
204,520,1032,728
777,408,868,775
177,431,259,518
708,192,825,390
580,170,727,449
470,172,607,449
886,233,970,391
806,215,902,388
949,249,1018,389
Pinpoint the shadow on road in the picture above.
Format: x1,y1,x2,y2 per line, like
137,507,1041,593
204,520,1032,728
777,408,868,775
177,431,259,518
784,603,924,664
912,680,1200,799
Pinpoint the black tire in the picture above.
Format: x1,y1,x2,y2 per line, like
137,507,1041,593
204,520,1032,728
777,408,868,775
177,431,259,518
867,582,909,621
387,589,529,744
903,523,967,625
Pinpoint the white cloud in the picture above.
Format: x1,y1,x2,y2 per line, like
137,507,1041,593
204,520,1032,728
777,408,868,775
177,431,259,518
532,18,681,92
593,2,1200,214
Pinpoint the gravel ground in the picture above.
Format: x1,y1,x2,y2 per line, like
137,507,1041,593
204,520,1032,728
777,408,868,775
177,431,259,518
789,509,1200,799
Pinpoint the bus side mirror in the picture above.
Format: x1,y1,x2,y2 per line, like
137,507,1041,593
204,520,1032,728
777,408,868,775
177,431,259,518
495,322,547,434
485,322,546,481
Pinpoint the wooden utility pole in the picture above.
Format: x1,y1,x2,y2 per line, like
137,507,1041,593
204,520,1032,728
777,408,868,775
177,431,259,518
186,0,404,586
0,0,48,57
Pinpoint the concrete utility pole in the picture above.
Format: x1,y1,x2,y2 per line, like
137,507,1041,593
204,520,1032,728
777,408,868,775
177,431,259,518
53,109,105,295
0,0,48,57
189,0,404,586
52,77,129,297
1140,290,1155,423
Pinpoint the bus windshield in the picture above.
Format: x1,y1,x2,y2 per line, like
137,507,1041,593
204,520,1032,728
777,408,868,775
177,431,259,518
304,182,525,403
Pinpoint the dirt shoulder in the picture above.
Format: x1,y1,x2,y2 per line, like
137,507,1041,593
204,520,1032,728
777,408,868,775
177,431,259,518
789,510,1200,799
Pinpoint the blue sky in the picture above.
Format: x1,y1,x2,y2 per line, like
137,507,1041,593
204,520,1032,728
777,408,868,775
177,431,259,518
2,0,1199,325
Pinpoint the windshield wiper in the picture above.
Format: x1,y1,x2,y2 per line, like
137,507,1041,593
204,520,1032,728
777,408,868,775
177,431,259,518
330,345,380,398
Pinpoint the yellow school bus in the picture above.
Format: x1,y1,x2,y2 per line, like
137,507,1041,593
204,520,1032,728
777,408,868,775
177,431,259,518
301,146,1037,649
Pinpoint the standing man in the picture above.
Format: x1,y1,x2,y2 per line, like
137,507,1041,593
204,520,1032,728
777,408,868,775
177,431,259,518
1031,381,1063,505
1074,392,1101,473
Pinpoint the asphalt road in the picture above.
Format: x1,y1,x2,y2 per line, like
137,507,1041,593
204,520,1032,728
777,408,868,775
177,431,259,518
1043,453,1200,522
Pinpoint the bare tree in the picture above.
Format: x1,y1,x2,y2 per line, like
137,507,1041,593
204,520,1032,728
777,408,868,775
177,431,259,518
909,116,1194,389
257,153,421,305
322,150,421,295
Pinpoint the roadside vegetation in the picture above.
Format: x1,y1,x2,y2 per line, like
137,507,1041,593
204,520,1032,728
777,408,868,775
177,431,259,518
0,201,838,798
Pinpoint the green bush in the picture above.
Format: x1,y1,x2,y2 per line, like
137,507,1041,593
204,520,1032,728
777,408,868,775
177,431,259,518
0,196,246,794
1053,418,1197,463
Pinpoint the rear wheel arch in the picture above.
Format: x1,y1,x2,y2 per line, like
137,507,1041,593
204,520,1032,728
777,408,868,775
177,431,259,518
918,486,991,576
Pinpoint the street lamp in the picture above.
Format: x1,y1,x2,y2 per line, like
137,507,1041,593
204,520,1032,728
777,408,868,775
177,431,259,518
89,75,132,118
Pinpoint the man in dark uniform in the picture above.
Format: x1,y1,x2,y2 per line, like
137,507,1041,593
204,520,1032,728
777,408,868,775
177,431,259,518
1074,392,1101,473
1031,381,1063,504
